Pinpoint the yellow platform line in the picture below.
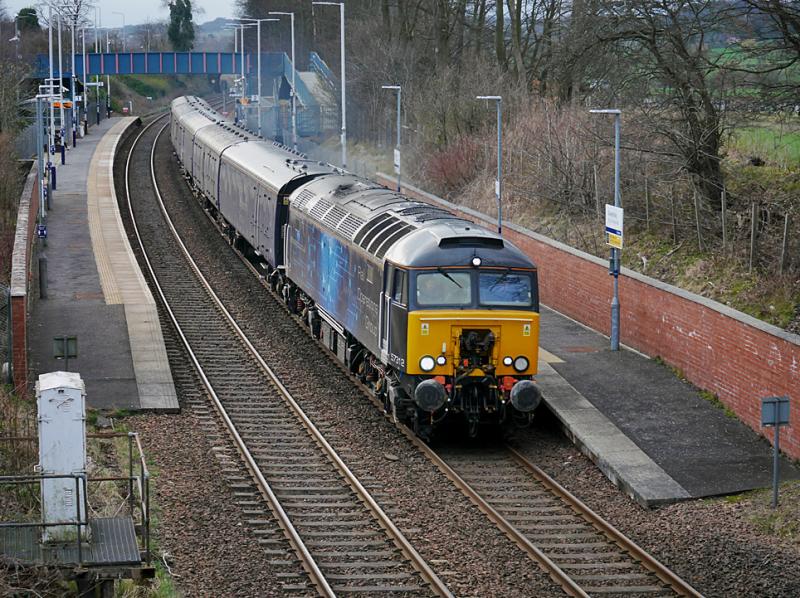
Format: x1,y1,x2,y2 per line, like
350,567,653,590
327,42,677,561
539,348,564,364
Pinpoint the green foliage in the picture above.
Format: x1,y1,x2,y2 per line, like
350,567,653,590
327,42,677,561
16,7,39,32
167,0,195,52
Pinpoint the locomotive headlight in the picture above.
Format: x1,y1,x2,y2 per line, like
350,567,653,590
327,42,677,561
471,256,482,267
513,356,529,372
420,356,436,372
436,355,447,366
503,356,513,367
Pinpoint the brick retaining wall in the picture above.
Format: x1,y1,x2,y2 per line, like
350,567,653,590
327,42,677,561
10,163,39,396
376,173,800,460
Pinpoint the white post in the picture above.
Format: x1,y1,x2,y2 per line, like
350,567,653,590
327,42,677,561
48,5,55,150
81,27,86,132
339,3,346,167
70,18,76,145
106,31,111,117
58,12,64,143
257,21,262,136
290,13,297,149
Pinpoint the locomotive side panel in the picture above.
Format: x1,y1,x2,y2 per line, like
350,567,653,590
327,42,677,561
287,211,382,356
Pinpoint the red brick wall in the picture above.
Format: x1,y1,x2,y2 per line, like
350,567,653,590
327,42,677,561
10,173,39,397
378,175,800,459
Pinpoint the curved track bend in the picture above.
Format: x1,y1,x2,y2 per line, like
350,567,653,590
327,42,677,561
122,113,453,598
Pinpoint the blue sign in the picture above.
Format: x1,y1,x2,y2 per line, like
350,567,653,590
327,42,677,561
36,224,47,239
761,396,790,426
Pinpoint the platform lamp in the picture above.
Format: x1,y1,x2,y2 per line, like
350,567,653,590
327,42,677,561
476,95,503,235
240,17,279,139
312,1,346,168
381,85,401,192
267,11,297,149
590,108,622,352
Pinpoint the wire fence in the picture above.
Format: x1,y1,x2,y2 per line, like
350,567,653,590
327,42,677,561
0,283,10,385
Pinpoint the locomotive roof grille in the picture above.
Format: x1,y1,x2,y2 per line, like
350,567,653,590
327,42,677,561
309,198,334,221
338,214,365,239
355,213,394,247
374,223,415,259
294,189,316,210
323,204,349,229
366,219,409,255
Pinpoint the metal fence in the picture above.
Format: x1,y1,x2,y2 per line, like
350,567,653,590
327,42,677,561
14,102,110,160
0,283,9,385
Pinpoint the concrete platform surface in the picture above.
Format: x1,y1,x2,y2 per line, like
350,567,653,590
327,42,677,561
537,306,797,506
28,117,178,412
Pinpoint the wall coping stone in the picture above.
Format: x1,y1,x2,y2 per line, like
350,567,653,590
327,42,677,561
10,163,38,297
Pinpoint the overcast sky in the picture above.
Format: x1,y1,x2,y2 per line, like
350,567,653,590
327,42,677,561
5,0,236,27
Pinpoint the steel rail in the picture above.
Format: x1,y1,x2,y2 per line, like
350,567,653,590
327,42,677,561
135,116,453,598
125,114,334,598
506,446,703,598
164,107,699,598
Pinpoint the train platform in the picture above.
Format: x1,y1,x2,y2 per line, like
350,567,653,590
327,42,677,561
534,306,798,507
28,117,178,412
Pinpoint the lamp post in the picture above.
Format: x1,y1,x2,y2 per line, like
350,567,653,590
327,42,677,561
313,1,346,168
48,4,55,154
241,17,279,139
105,30,110,118
94,6,100,125
81,26,86,131
57,10,65,146
268,11,297,149
112,11,125,52
590,108,622,351
381,85,401,192
476,95,503,235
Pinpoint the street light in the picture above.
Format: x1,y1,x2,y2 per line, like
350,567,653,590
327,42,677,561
313,1,346,168
476,95,503,235
112,11,125,52
268,11,297,149
590,108,622,351
381,85,401,192
240,17,279,139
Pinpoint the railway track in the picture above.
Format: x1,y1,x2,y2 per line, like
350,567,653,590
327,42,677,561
432,445,703,597
127,106,704,597
123,113,453,597
176,144,704,598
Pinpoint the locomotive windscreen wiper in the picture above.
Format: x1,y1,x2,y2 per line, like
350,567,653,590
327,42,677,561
438,267,463,288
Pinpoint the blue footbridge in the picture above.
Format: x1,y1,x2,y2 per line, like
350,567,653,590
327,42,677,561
35,51,339,139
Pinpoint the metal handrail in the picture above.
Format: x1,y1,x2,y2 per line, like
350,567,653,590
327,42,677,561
0,432,151,565
0,473,88,564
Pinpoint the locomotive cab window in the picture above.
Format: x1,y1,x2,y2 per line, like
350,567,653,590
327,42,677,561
479,271,532,307
416,271,471,307
392,269,408,305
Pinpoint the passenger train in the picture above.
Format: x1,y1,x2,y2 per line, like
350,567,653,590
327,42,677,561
170,95,542,439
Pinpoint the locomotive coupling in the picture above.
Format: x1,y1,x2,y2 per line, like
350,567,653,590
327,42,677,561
510,380,542,412
415,378,447,412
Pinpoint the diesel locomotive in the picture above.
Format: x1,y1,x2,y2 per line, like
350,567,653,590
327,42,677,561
170,95,542,438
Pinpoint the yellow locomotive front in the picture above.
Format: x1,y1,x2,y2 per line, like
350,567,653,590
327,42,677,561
381,246,542,438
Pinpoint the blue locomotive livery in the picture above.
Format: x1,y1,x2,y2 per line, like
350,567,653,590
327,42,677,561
170,95,542,439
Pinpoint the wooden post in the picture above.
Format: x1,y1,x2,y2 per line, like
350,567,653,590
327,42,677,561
670,187,678,244
593,164,601,223
644,175,651,232
693,185,704,251
780,213,790,274
749,202,758,273
721,186,727,253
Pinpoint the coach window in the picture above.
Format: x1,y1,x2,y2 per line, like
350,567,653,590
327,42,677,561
392,268,407,306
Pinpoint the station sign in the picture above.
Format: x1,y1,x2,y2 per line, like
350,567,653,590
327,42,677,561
761,396,790,426
605,204,624,249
